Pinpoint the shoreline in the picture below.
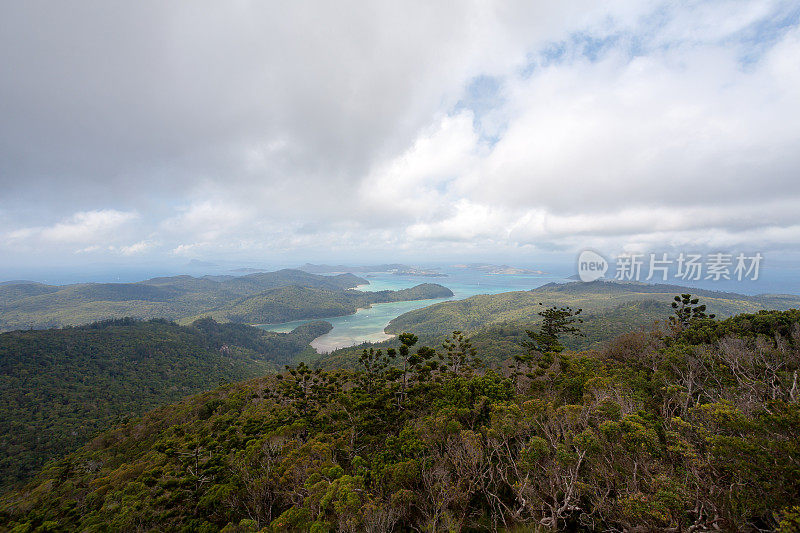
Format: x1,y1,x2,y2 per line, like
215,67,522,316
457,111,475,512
311,331,397,354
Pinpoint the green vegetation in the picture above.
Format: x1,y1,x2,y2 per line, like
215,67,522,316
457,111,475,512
2,301,799,531
513,305,584,383
0,270,451,332
190,283,454,325
0,269,363,331
316,282,800,370
0,318,330,489
388,281,800,339
382,280,800,357
670,293,715,327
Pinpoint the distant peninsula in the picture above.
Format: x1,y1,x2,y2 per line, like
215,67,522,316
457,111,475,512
299,263,448,277
452,263,547,275
0,269,452,332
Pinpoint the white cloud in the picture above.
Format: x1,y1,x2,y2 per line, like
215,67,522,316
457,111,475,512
161,201,255,243
2,1,800,265
364,3,800,255
40,210,138,243
171,243,204,256
118,240,153,255
3,210,139,252
359,112,482,219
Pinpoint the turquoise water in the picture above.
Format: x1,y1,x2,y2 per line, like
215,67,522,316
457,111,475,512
258,269,568,352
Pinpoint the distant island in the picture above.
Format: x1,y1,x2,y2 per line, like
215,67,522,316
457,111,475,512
299,263,448,277
391,267,447,277
452,263,547,275
186,259,217,268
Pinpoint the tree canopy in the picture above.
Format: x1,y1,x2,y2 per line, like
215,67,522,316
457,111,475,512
3,301,800,531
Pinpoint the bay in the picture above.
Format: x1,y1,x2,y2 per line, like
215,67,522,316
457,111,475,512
258,268,568,352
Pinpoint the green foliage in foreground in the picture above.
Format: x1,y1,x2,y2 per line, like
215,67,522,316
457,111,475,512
318,299,674,370
0,318,330,490
3,307,800,531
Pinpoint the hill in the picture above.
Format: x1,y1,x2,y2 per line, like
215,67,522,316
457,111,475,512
2,309,799,531
189,283,454,325
313,281,800,369
0,318,330,489
387,280,800,348
0,269,370,332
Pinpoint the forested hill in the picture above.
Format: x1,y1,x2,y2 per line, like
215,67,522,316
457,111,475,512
387,280,800,349
3,308,799,531
0,317,330,489
0,269,365,332
314,281,800,370
192,283,455,324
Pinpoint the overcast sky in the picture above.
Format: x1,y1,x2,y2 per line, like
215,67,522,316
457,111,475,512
1,1,799,271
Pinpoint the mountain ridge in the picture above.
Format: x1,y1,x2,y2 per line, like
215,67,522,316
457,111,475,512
0,270,373,332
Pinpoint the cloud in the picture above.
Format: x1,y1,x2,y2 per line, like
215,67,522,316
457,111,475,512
359,112,482,220
39,210,138,243
118,240,153,256
471,28,800,213
4,210,139,252
1,1,800,266
366,2,800,254
161,201,255,242
0,2,606,206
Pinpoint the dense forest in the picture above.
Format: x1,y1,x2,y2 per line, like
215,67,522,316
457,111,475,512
315,282,800,370
0,270,369,331
2,301,799,531
382,281,800,355
321,300,672,370
190,283,454,325
0,318,330,489
387,281,800,341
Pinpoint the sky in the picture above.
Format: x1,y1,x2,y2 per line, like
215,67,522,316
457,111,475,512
2,0,800,274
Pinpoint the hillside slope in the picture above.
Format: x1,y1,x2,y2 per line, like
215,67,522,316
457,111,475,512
0,270,365,332
0,318,330,489
305,281,800,369
387,280,800,345
187,283,454,325
2,309,799,531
